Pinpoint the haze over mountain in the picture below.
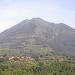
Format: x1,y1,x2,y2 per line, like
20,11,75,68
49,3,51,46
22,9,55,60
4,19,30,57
0,18,75,56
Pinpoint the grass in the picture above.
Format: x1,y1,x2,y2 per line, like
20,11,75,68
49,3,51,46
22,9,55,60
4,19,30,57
0,57,75,75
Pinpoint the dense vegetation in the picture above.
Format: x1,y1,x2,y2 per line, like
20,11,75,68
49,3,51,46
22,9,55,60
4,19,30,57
0,56,75,75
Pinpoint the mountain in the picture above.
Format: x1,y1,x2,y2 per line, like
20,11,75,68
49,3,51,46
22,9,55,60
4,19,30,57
0,18,75,56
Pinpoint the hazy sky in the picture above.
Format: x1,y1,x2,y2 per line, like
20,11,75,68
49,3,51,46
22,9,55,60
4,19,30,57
0,0,75,32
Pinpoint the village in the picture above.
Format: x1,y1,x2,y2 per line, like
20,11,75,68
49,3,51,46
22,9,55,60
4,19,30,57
0,55,34,62
0,55,66,62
